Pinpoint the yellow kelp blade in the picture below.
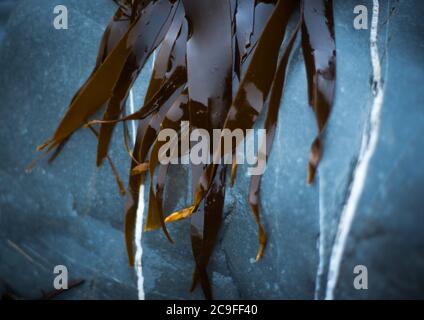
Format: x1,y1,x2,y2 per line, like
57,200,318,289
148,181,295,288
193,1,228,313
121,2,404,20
164,205,196,224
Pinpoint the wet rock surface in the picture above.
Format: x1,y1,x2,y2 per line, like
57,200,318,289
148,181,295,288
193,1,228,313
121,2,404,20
0,0,423,300
0,0,138,299
332,0,424,299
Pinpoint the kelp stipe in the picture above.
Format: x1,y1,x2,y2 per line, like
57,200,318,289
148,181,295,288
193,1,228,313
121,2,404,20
37,0,336,299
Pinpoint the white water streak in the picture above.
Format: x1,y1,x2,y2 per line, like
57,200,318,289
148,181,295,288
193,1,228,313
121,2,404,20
129,88,145,300
325,0,384,300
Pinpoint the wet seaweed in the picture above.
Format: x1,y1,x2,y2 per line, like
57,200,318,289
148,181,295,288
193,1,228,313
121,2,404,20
37,0,336,299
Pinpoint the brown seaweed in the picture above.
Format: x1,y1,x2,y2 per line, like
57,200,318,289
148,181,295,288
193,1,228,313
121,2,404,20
37,0,337,299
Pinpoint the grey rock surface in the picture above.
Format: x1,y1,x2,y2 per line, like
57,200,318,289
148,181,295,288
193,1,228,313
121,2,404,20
0,0,423,300
333,0,424,299
0,1,16,44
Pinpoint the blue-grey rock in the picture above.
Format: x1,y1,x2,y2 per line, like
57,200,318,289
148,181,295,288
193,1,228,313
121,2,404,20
1,0,424,300
331,0,424,299
313,0,385,299
0,0,140,299
0,1,16,45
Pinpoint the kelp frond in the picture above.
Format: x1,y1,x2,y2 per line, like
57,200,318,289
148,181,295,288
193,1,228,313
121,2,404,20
37,0,336,299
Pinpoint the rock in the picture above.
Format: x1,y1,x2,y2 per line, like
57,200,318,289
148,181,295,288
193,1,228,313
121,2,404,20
0,0,142,299
0,1,16,44
330,0,424,299
141,0,424,300
1,0,424,300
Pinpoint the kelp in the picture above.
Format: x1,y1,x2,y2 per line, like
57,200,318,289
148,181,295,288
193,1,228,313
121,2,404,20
1,279,84,300
37,0,336,299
